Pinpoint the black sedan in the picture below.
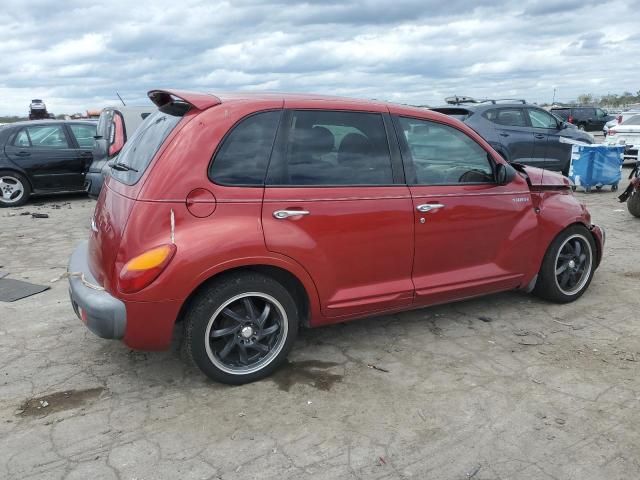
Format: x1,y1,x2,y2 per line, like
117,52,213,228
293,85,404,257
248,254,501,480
0,120,96,207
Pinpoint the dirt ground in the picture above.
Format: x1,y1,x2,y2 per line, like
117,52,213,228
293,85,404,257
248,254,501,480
1,176,639,480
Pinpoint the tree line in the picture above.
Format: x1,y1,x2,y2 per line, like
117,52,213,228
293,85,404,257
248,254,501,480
573,91,640,108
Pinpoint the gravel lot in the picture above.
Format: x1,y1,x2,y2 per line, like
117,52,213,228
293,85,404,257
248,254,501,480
1,178,639,480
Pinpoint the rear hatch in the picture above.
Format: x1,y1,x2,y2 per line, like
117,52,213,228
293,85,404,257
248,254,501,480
87,101,193,292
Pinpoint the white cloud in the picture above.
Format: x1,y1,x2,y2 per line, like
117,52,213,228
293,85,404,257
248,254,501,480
0,0,639,115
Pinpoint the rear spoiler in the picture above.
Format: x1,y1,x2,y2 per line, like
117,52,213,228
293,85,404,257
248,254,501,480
147,89,222,111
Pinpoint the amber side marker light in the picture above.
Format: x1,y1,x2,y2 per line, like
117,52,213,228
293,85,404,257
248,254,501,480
119,244,177,293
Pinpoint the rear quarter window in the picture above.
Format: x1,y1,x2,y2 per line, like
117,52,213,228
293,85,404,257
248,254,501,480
209,110,282,186
110,103,190,185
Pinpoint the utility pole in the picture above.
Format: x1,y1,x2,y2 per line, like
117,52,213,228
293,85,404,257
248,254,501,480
552,88,556,105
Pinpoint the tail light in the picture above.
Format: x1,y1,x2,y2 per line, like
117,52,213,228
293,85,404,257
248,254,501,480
617,115,623,124
118,244,176,293
568,115,574,123
608,130,616,136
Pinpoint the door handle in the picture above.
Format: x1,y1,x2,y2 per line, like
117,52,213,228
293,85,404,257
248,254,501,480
273,209,310,219
534,134,545,139
499,133,509,137
16,151,31,157
416,203,444,213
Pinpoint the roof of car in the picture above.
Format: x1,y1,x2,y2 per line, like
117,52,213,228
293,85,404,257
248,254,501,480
1,119,95,129
146,88,443,120
432,102,535,112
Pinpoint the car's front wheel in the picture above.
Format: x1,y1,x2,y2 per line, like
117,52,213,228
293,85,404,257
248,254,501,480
184,272,299,384
0,171,31,207
533,225,596,303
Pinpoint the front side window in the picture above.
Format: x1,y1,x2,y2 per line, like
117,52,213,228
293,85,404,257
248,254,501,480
398,117,494,185
69,124,97,148
596,108,607,118
20,125,69,148
484,108,527,127
209,110,281,186
267,110,393,186
528,109,558,129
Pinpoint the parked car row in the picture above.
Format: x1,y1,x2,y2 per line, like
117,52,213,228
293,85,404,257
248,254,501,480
0,106,154,206
67,89,605,384
550,106,614,132
606,114,640,162
432,100,593,174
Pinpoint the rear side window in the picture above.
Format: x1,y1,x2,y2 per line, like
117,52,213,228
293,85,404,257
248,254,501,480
14,125,70,148
69,124,97,148
111,103,189,185
209,110,282,186
267,110,393,186
484,108,527,127
398,117,494,185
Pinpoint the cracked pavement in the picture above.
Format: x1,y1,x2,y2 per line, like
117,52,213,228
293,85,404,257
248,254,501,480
0,185,639,480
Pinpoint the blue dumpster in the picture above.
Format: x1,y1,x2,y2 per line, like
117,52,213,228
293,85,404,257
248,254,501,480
569,145,624,192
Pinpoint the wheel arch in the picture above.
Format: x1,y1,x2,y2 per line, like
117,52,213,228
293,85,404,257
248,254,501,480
0,167,33,191
175,263,316,329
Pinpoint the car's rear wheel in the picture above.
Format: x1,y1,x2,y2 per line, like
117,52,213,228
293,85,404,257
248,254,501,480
184,272,299,384
533,225,596,303
628,192,640,218
0,171,30,207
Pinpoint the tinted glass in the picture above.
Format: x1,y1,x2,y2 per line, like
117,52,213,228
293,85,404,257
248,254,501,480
267,110,392,186
69,124,97,148
25,125,69,148
210,110,281,185
111,103,189,185
485,108,527,127
399,117,494,185
13,129,30,147
528,109,558,128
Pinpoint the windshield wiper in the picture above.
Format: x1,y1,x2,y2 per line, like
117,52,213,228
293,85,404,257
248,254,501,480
111,162,138,172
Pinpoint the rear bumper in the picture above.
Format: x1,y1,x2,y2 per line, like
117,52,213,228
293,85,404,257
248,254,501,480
68,240,181,350
68,240,126,339
85,171,105,199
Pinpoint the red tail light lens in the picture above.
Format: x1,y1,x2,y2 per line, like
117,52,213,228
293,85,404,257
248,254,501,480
608,130,616,136
617,115,623,124
118,244,176,293
568,115,574,123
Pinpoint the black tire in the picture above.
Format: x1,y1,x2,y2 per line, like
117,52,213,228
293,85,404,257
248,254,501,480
0,170,31,207
533,225,597,303
184,272,299,384
578,124,586,131
612,184,619,192
628,192,640,218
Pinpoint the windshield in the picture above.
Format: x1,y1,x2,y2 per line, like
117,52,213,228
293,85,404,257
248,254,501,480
110,103,190,185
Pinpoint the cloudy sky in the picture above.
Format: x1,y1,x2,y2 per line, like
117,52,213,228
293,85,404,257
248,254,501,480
1,0,639,115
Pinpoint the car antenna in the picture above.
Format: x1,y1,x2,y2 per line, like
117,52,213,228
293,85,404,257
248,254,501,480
116,91,126,107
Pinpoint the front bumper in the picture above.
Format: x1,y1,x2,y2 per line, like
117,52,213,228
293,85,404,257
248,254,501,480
68,240,126,339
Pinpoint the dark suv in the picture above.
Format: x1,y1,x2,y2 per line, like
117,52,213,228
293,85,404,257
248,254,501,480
550,106,613,132
432,100,593,174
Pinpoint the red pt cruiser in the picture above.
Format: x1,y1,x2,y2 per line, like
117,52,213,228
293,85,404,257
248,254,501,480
68,90,605,384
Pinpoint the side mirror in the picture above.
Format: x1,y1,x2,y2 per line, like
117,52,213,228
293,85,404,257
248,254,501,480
496,163,516,185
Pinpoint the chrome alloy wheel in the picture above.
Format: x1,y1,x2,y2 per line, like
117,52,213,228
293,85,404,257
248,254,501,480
0,175,25,204
204,292,288,375
554,234,593,296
